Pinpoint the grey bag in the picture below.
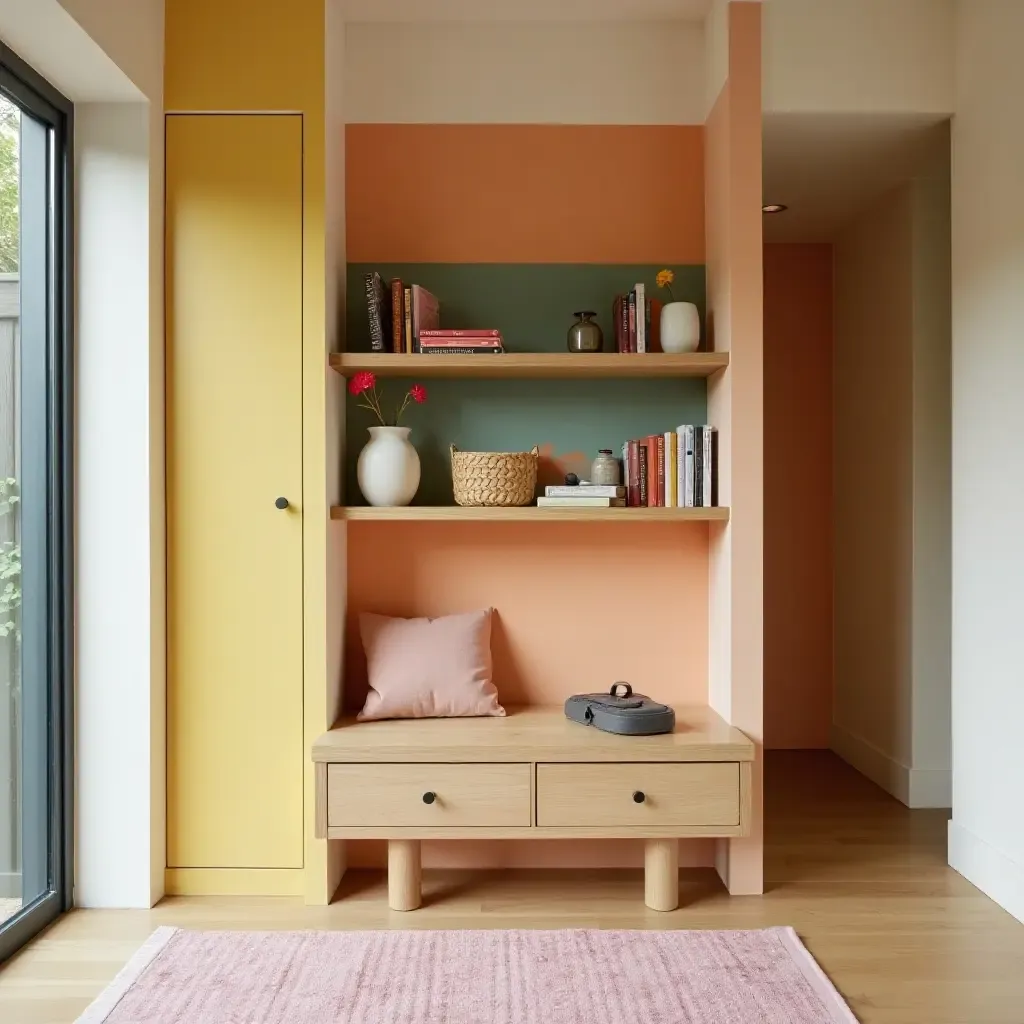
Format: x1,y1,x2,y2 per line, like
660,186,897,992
565,683,676,736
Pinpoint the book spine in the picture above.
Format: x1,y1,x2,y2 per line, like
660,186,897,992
646,299,653,354
620,294,630,354
418,329,501,339
702,426,714,507
628,291,637,353
671,425,679,505
421,347,504,355
694,427,704,507
711,427,719,506
683,425,695,507
665,431,676,507
636,283,646,353
613,295,624,353
638,441,649,507
654,433,665,507
364,274,384,352
391,279,404,353
420,338,502,349
404,287,413,354
626,440,638,506
545,485,625,497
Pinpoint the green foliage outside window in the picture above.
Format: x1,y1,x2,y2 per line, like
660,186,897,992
0,477,20,640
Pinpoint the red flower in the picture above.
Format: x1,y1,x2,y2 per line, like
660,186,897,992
348,370,376,395
409,383,427,404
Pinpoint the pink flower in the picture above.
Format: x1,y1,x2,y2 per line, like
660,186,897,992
348,371,376,396
409,383,427,404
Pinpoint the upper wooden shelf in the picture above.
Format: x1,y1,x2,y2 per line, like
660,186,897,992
333,505,729,522
330,352,729,380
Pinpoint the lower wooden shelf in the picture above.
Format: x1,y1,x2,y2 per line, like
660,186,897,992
332,505,729,522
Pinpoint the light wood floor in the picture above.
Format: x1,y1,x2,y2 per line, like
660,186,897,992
2,751,1023,1023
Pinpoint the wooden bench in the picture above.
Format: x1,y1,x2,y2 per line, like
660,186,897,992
313,705,754,911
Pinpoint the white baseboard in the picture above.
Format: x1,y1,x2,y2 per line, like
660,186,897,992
948,820,1024,925
0,870,21,899
829,724,951,808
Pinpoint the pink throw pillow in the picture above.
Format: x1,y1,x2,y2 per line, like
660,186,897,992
357,608,505,721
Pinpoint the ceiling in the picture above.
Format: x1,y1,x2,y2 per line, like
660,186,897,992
343,0,713,22
762,113,950,243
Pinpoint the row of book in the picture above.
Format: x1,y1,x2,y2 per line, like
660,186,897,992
613,283,659,353
364,273,507,354
624,426,718,507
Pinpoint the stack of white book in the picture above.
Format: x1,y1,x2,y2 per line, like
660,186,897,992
537,485,626,508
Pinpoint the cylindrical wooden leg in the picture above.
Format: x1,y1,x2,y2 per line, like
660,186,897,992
645,838,679,911
388,839,422,911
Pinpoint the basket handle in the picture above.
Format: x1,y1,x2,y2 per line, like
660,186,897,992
529,445,539,456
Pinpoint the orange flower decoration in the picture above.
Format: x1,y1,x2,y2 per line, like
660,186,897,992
655,269,675,301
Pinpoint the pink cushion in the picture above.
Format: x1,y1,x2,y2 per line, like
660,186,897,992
357,608,505,721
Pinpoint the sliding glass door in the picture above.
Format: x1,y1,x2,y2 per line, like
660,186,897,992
0,45,72,962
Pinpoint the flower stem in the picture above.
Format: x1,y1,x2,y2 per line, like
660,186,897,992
394,393,412,424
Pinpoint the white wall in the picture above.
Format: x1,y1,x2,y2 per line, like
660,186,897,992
344,21,705,124
75,103,162,907
763,0,954,116
948,0,1024,925
0,0,165,907
832,135,951,808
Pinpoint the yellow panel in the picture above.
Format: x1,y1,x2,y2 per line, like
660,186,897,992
164,869,304,897
167,114,304,869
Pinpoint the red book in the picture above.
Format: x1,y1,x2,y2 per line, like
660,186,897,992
627,439,640,506
628,291,637,353
411,285,439,352
390,279,404,353
419,329,501,339
420,336,501,349
613,295,624,353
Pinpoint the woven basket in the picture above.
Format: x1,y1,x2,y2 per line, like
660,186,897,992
450,445,539,507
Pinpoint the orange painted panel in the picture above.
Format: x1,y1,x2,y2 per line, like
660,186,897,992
343,520,711,869
346,124,704,264
763,244,834,750
345,522,709,712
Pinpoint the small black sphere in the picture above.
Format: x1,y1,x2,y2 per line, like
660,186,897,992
565,473,579,486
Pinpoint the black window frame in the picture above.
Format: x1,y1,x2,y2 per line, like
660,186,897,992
0,41,73,964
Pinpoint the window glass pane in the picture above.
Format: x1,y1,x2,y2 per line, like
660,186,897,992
0,94,21,927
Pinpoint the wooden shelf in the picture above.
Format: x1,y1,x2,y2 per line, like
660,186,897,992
332,505,729,522
330,352,728,379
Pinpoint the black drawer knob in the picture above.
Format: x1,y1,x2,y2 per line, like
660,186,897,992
275,497,289,510
633,791,646,804
422,791,436,805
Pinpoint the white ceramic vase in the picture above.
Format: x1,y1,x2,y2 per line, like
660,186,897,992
660,301,701,354
357,426,421,507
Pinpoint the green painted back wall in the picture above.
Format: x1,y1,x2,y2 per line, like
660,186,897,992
345,264,706,354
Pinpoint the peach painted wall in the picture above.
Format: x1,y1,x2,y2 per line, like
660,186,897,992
346,124,704,264
704,0,764,895
763,243,834,750
344,522,710,869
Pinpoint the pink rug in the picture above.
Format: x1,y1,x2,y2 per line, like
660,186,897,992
76,926,857,1023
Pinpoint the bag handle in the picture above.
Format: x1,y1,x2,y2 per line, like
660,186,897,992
609,682,633,698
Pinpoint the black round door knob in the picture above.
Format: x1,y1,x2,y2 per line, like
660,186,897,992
275,497,289,510
633,791,646,804
422,791,436,805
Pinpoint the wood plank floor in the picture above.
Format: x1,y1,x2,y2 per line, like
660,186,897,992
2,751,1023,1023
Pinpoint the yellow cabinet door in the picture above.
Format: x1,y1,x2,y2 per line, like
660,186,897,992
166,114,303,869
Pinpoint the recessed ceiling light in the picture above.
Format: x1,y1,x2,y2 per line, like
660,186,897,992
762,203,789,214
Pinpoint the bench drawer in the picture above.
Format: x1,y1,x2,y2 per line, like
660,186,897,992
327,763,532,827
536,762,740,828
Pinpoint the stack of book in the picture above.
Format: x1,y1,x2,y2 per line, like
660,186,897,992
613,283,658,353
418,329,505,355
363,272,440,353
622,426,718,507
537,485,626,508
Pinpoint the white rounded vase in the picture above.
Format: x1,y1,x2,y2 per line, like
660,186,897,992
357,426,421,507
660,301,701,354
